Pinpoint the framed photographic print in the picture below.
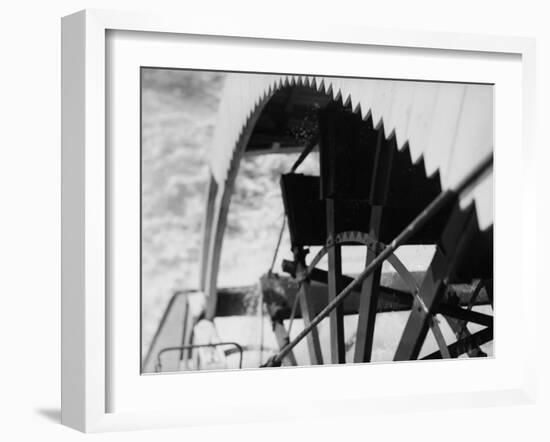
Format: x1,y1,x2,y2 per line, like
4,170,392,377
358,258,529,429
61,9,537,432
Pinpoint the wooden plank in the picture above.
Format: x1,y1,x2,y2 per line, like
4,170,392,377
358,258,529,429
429,317,451,359
353,206,384,363
354,129,393,363
272,322,298,366
353,243,382,363
442,314,487,358
393,250,447,361
394,205,476,361
297,259,324,365
326,198,346,363
317,104,347,364
438,303,493,328
422,327,493,360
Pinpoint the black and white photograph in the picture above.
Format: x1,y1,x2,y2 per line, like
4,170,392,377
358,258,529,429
3,0,548,439
140,69,494,373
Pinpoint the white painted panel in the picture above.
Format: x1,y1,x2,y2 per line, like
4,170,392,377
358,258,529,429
447,84,494,188
404,82,440,164
424,83,466,182
356,79,377,121
387,81,416,150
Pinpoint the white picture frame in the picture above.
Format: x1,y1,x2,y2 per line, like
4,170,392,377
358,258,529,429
61,9,537,433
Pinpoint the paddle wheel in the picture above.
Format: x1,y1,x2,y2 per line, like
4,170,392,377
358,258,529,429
143,74,493,373
261,100,492,366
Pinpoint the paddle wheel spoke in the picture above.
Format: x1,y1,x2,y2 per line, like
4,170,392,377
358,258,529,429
355,126,392,363
394,205,477,361
295,247,324,365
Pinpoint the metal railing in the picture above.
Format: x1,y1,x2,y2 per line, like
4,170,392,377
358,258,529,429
155,342,244,372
